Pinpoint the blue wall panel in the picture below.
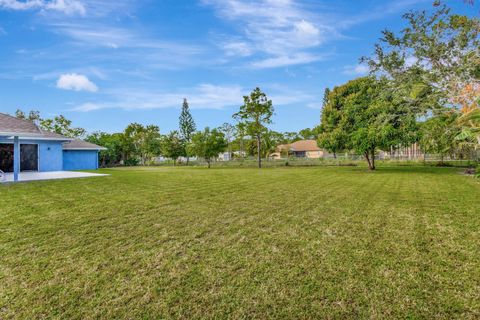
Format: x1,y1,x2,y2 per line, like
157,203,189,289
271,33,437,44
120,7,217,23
39,141,64,171
63,150,98,170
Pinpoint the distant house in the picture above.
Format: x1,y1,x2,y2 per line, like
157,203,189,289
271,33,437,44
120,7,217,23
0,113,105,181
272,140,326,159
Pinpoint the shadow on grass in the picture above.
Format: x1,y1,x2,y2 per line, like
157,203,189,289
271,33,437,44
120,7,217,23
372,166,461,175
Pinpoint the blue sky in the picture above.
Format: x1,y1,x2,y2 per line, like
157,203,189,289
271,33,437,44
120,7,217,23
0,0,474,134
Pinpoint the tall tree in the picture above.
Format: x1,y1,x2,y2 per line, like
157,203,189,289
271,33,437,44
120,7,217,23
322,88,330,111
233,88,274,168
190,128,227,168
179,98,196,165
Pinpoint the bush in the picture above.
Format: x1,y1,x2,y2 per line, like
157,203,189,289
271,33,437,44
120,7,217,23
124,158,140,166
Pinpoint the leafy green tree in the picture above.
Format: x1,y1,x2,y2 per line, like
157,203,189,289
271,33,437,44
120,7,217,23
190,128,227,168
86,132,124,167
179,98,196,164
123,123,161,165
283,132,300,143
318,87,346,158
15,109,41,123
161,131,185,166
15,109,85,138
318,129,346,159
363,2,480,116
262,130,285,159
421,112,462,163
40,115,86,138
219,123,236,160
233,87,274,168
298,127,320,140
141,125,162,164
322,77,418,170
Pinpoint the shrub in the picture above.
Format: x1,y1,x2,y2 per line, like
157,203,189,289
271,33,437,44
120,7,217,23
124,158,139,166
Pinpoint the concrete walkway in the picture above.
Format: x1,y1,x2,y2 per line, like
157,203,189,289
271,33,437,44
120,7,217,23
1,171,109,183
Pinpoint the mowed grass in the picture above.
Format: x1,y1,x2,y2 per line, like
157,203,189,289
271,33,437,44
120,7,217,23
1,166,479,319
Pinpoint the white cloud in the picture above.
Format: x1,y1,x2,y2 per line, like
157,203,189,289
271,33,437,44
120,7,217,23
294,20,321,45
204,0,333,68
306,102,322,110
72,84,244,112
222,41,253,57
56,73,98,92
44,0,85,15
252,53,323,69
0,0,86,15
71,83,319,112
50,22,204,54
342,64,369,76
73,102,101,111
0,0,42,10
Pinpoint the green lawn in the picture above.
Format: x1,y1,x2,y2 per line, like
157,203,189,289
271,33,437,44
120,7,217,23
1,166,479,319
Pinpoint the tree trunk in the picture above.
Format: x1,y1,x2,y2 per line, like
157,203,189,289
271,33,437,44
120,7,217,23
257,135,262,168
207,159,211,168
240,139,244,160
365,151,375,170
333,152,337,159
186,156,189,166
365,152,371,169
370,149,376,170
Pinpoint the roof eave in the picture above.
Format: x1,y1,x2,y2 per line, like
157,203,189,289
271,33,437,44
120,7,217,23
63,147,107,151
0,133,73,141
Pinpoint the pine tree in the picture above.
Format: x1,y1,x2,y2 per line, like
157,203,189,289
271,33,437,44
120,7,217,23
179,98,196,164
322,88,330,108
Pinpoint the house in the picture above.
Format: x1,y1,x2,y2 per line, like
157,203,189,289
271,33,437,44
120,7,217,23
272,140,326,159
0,113,105,182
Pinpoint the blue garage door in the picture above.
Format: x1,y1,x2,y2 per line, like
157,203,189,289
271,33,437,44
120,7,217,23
63,150,98,170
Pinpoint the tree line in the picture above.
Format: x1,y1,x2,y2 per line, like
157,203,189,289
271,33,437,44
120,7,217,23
14,94,315,168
